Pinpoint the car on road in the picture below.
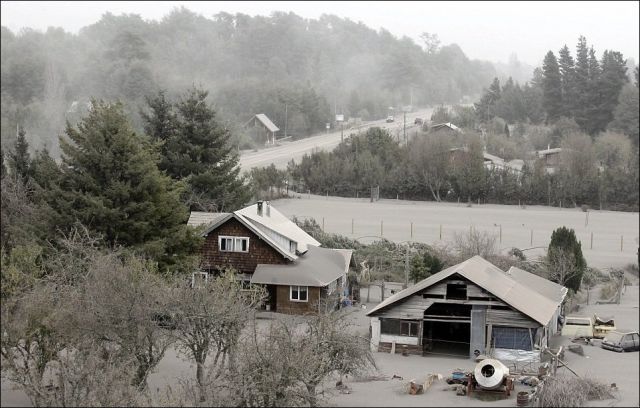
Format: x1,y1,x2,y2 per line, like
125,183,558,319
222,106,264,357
386,116,395,123
414,117,423,125
600,330,640,352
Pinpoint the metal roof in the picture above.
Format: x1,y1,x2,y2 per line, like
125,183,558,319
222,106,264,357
366,256,565,326
254,113,280,133
431,122,461,132
251,246,351,287
506,266,568,305
236,203,320,253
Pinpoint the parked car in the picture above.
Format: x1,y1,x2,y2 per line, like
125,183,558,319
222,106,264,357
386,116,395,123
414,117,423,125
601,330,640,352
561,314,616,339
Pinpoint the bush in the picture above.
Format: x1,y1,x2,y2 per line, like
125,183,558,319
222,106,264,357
536,374,614,407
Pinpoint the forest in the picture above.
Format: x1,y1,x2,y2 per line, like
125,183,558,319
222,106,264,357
261,36,639,211
1,8,503,155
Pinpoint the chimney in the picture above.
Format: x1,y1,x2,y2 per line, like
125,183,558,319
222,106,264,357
257,200,263,216
266,201,271,217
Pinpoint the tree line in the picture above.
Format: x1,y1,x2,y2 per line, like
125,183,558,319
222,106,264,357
1,8,499,155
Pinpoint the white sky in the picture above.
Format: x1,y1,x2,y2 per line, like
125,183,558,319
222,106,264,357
1,1,638,66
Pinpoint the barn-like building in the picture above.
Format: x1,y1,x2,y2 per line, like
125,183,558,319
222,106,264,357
367,256,567,362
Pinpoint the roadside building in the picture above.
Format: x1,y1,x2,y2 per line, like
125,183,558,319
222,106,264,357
535,146,563,174
244,113,280,146
367,256,567,362
188,201,352,314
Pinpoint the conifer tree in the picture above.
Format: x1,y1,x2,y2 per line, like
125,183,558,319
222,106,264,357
574,36,591,131
541,51,563,122
170,87,249,211
585,47,604,134
8,126,31,181
558,45,576,118
597,50,628,132
57,100,200,273
547,226,586,292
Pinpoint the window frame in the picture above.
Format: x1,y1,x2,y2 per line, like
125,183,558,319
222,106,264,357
218,235,250,253
290,285,309,302
400,321,419,337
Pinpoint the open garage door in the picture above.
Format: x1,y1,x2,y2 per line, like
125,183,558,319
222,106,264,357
422,303,471,357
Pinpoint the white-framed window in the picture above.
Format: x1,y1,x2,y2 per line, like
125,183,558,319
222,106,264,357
219,236,249,252
290,285,308,302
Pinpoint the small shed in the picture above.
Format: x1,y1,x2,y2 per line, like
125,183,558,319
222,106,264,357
245,114,280,146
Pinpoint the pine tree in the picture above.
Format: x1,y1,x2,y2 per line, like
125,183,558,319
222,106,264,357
541,51,563,122
173,87,249,211
142,90,180,174
597,50,628,132
8,126,31,181
609,84,640,145
57,100,200,273
558,45,576,118
474,77,501,122
585,47,604,134
547,226,586,292
574,36,591,131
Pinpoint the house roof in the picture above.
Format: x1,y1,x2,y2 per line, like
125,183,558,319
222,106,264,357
251,245,351,287
483,152,504,164
187,211,231,227
431,122,461,132
236,203,320,253
366,256,565,326
191,202,320,262
537,147,562,157
506,266,568,305
252,113,279,133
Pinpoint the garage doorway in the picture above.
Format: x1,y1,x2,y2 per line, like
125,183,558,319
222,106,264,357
422,303,471,357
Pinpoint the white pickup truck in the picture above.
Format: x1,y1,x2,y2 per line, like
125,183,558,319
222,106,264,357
561,315,616,339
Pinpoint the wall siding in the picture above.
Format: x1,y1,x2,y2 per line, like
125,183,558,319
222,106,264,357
276,285,321,315
487,309,539,328
378,342,422,355
201,217,288,274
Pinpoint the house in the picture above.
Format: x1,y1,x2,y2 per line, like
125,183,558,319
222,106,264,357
366,256,567,362
536,146,563,174
244,114,280,146
429,122,461,133
188,201,352,315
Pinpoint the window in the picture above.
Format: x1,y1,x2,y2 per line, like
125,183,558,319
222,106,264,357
290,285,308,302
219,236,249,252
492,327,535,351
446,283,467,300
400,321,419,337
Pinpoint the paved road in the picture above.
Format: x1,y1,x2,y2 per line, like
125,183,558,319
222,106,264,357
239,108,436,171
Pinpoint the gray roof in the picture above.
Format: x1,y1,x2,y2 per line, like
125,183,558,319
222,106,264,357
366,256,565,326
431,122,461,132
192,202,321,262
251,245,351,287
506,266,568,305
254,113,279,133
187,211,230,227
236,203,320,253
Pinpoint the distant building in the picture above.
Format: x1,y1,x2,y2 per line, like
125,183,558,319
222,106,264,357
536,146,563,174
244,114,280,146
429,122,462,134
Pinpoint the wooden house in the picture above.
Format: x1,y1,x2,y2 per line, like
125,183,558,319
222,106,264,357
188,201,351,315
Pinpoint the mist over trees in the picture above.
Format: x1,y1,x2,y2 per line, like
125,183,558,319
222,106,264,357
1,8,503,154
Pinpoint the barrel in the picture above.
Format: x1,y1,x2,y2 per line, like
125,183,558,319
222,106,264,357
517,391,530,407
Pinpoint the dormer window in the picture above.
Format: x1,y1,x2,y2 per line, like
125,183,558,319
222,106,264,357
219,236,249,252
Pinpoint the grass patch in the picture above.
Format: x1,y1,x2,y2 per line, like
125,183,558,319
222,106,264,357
536,374,615,407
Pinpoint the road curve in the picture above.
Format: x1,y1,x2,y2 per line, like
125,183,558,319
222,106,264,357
239,107,436,171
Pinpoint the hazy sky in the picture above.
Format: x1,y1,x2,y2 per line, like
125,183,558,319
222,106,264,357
1,1,638,65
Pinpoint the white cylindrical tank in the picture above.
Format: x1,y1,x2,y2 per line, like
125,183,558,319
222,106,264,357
474,358,510,390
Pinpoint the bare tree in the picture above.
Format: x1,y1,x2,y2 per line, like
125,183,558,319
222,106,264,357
408,135,452,202
452,228,498,260
169,269,266,399
545,249,583,290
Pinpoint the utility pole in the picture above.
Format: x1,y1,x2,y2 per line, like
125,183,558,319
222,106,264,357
284,103,288,138
404,244,409,289
403,110,407,145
